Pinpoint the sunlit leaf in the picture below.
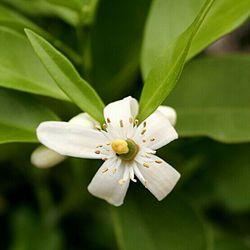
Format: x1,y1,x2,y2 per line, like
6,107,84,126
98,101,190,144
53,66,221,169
3,0,80,26
0,89,59,144
138,0,215,122
0,26,67,100
26,29,105,123
141,0,250,77
166,55,250,143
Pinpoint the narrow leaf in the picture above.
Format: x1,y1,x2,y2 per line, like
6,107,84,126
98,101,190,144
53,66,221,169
141,0,250,77
25,29,105,123
138,0,215,121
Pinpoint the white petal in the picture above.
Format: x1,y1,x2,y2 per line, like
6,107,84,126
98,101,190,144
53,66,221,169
69,113,98,128
37,121,109,159
134,110,178,150
157,106,177,126
88,158,130,206
104,96,138,137
135,155,180,201
31,145,66,168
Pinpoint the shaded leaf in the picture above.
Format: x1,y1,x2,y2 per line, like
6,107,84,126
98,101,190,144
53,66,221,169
0,89,59,144
111,194,207,250
91,0,151,102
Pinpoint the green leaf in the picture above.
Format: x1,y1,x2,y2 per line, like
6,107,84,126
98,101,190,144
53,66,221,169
91,0,151,102
165,55,250,143
3,0,80,26
138,0,215,122
10,207,64,250
0,26,68,100
25,29,105,123
0,89,59,144
141,0,250,78
0,4,82,64
210,144,250,212
111,195,207,250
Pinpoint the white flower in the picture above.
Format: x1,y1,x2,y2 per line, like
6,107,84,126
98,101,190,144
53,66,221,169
31,113,97,168
36,97,180,206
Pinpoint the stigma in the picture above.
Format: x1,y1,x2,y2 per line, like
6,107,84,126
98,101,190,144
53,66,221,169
111,139,129,155
111,139,139,161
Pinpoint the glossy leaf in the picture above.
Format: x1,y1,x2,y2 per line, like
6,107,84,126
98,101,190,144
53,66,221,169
91,0,150,102
138,0,215,122
141,0,250,78
0,4,81,64
25,29,105,123
3,0,80,26
0,26,67,100
0,89,59,144
111,195,207,250
165,55,250,143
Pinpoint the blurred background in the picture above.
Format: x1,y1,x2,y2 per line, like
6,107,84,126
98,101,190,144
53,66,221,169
0,0,249,249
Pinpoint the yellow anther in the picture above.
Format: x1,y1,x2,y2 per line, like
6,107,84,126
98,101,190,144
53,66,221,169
111,139,129,155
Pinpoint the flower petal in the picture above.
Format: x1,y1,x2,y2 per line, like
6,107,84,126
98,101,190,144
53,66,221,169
88,158,130,206
69,113,98,128
134,110,178,150
104,96,138,137
157,106,177,126
135,155,180,201
37,121,109,159
31,145,66,168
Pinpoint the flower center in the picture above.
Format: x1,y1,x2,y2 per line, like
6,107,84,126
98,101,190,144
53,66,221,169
111,139,139,161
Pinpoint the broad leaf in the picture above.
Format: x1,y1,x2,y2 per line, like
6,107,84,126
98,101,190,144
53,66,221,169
25,29,105,123
0,89,59,144
91,0,151,102
165,55,250,143
0,26,67,100
111,195,207,250
3,0,80,26
141,0,250,78
0,4,81,64
10,208,64,250
138,0,215,122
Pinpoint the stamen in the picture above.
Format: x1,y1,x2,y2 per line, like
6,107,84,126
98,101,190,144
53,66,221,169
141,129,146,135
96,144,103,148
144,180,148,188
155,160,162,164
150,138,155,142
95,125,101,131
112,168,117,174
119,120,124,128
142,139,146,143
95,150,101,154
107,118,111,123
143,121,147,128
102,157,108,161
134,119,139,126
143,163,149,168
102,167,109,173
102,124,107,129
129,117,133,124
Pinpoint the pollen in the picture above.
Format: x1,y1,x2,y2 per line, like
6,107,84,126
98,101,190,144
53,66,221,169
111,139,129,155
